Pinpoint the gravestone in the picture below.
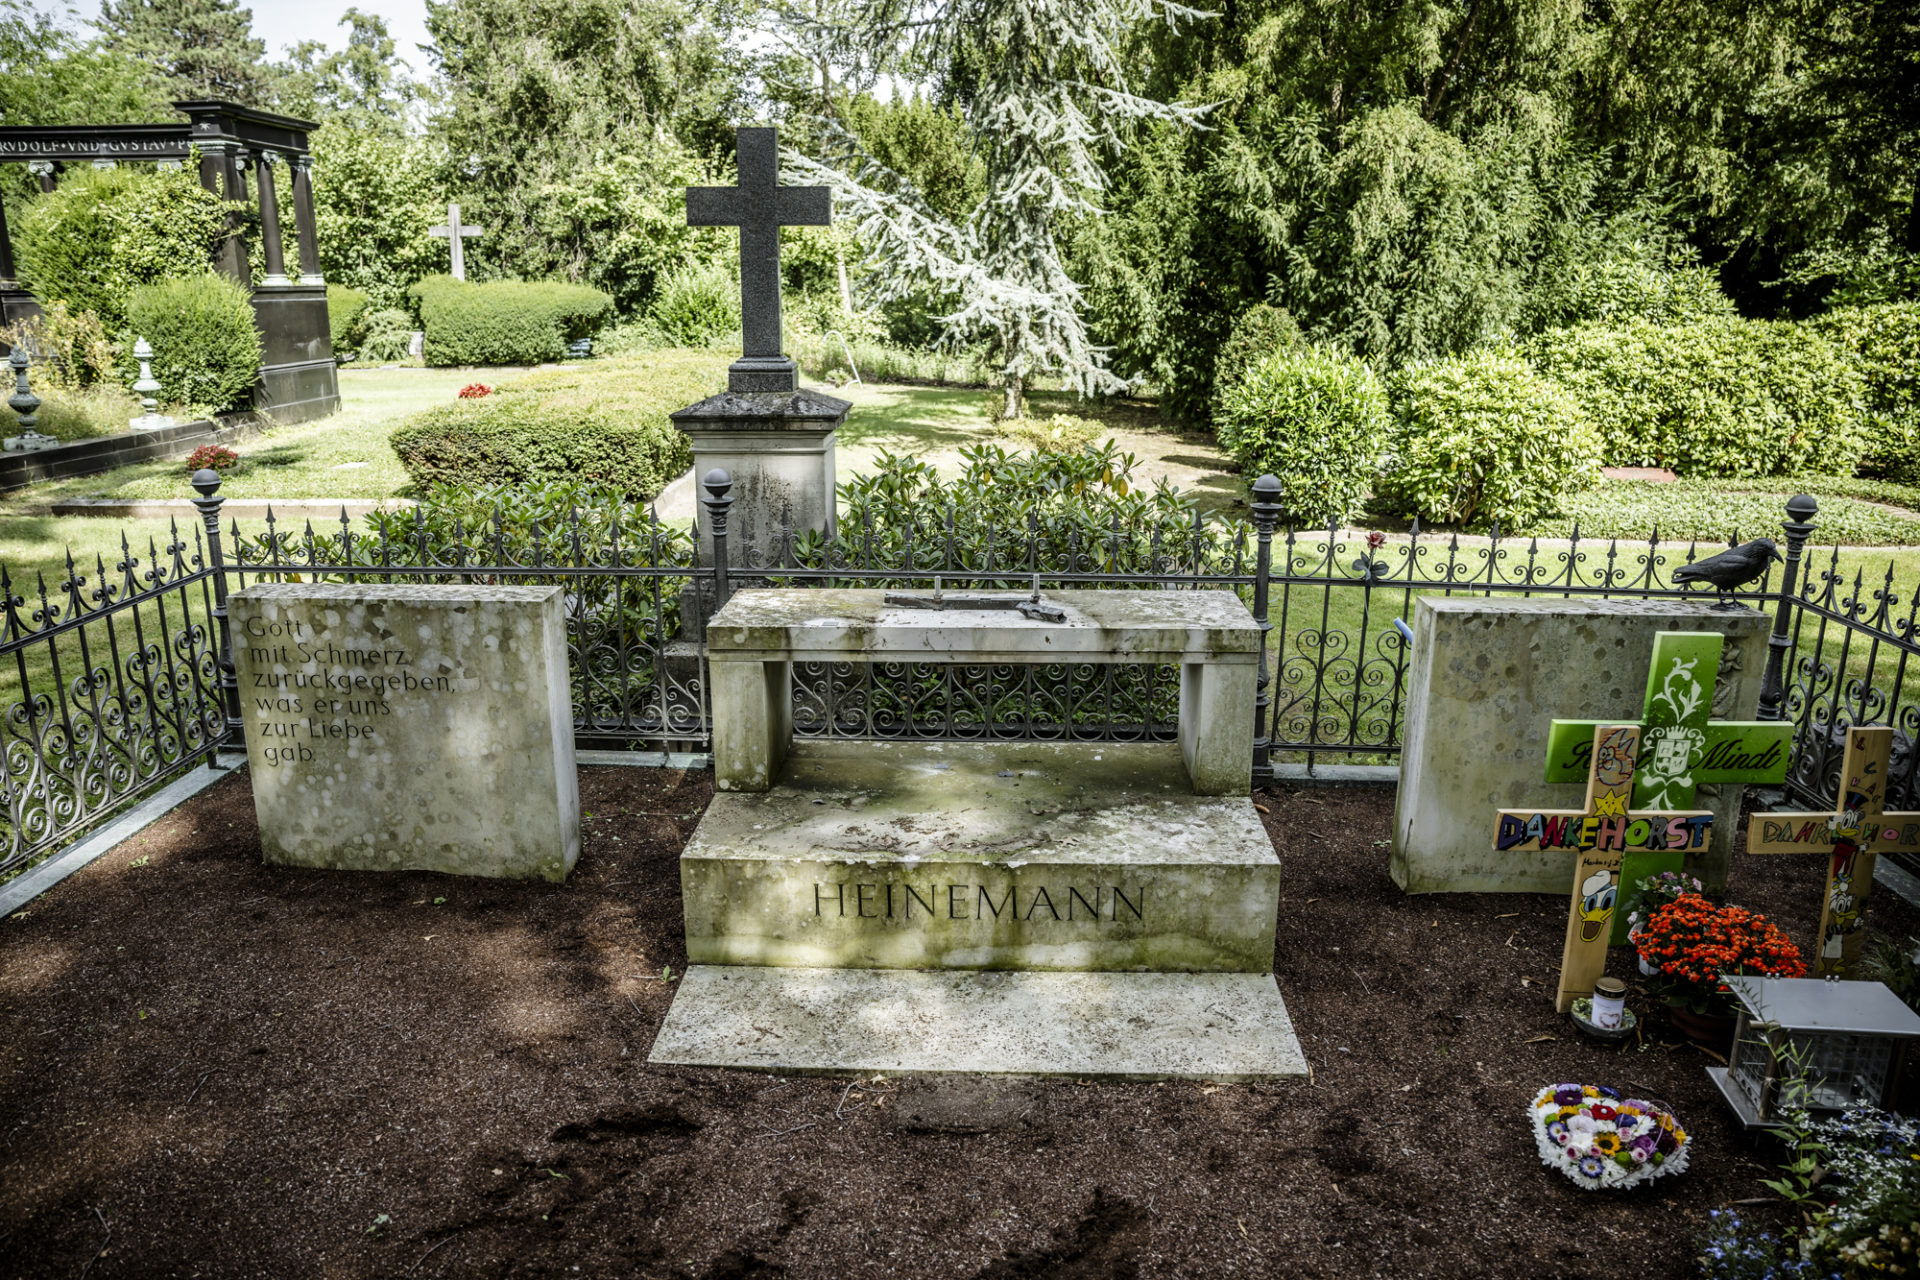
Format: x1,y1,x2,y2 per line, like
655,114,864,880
1392,597,1769,894
650,585,1308,1080
231,583,580,881
429,202,486,281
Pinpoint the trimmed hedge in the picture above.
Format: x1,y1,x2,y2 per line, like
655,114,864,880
388,350,725,497
1215,347,1389,528
1526,316,1867,477
409,276,614,367
327,284,371,355
1379,350,1599,530
1810,303,1920,482
123,273,262,413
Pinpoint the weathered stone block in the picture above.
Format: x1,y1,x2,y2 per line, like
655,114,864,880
682,740,1279,971
1391,597,1770,893
232,584,579,881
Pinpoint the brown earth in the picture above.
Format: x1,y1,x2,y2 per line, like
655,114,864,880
2,766,1915,1280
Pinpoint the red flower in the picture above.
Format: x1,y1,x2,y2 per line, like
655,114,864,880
1633,893,1806,991
458,382,492,399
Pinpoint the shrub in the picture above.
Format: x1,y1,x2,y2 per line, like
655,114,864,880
993,413,1105,455
1214,347,1389,528
13,166,229,332
1526,316,1867,477
185,444,239,473
358,308,414,363
409,276,614,367
123,274,262,413
29,384,144,442
1212,303,1306,442
1378,350,1599,530
1523,258,1734,333
1810,303,1920,482
0,300,115,393
388,350,724,497
649,262,740,348
327,284,372,356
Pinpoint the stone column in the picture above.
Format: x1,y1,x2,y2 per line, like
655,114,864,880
669,387,850,571
253,150,290,287
288,154,323,285
0,192,15,286
196,141,249,284
28,161,56,194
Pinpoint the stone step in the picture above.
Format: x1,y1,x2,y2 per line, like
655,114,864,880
648,966,1309,1081
680,739,1279,972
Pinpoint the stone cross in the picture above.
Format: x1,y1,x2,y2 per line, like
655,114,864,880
1494,724,1714,1012
686,126,831,393
1747,725,1920,976
429,202,486,281
1539,631,1792,942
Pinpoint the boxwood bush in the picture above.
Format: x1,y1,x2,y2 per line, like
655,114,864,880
1525,316,1867,477
1214,347,1388,528
1211,303,1306,439
123,273,262,413
388,350,724,497
1811,303,1920,482
326,284,371,356
13,166,229,333
409,275,614,367
1378,350,1600,530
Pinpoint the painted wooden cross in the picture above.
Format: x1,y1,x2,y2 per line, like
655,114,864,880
1747,725,1920,976
1540,632,1792,942
1495,724,1715,1012
429,202,485,281
686,126,831,391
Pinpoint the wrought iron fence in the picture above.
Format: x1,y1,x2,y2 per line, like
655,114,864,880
2,471,1913,881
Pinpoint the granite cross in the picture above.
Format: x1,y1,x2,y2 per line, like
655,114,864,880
429,202,485,281
1747,725,1920,976
1539,631,1792,942
1494,723,1715,1012
687,126,832,393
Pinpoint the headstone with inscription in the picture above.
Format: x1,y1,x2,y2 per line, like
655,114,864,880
231,583,580,881
649,585,1308,1080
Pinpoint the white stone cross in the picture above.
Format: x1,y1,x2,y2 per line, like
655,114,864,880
429,202,486,280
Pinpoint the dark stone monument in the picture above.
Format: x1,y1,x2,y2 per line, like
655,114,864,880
671,126,850,571
0,100,340,424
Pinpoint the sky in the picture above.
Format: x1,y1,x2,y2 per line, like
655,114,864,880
61,0,437,76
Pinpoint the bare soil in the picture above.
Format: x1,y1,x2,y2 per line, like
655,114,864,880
3,767,1915,1280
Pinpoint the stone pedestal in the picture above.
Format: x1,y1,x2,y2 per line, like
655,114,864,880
231,584,580,881
248,282,339,424
669,388,848,571
1392,597,1770,894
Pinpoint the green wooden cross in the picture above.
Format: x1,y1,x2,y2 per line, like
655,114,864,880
1540,631,1793,943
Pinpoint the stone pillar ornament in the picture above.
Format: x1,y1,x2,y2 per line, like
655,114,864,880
253,150,290,286
90,158,115,171
128,338,176,431
288,154,324,284
4,348,57,453
28,160,56,193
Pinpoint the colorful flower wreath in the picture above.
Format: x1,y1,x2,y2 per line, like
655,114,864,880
1529,1084,1691,1190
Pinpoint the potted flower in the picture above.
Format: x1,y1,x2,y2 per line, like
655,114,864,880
1634,893,1806,1051
1623,871,1703,975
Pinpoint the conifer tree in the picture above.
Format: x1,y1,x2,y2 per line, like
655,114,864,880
784,0,1210,417
97,0,272,105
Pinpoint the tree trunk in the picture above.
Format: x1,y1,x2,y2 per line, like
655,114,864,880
1001,370,1025,420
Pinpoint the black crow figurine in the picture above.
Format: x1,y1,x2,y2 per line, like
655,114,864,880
1671,538,1782,608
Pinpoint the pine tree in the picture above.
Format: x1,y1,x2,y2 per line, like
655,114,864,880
97,0,272,106
784,0,1210,416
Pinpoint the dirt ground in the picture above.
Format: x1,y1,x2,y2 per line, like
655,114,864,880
2,766,1915,1280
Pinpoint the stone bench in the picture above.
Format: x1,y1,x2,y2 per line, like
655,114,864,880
704,588,1262,795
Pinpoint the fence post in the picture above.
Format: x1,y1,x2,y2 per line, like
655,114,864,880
703,468,735,614
1758,494,1818,722
188,467,242,755
1249,473,1282,787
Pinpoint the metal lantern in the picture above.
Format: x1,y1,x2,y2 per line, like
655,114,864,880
1709,975,1920,1128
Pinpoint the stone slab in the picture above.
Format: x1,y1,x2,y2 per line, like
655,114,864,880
1391,597,1769,894
232,583,580,881
648,966,1309,1081
704,587,1261,664
682,739,1278,971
